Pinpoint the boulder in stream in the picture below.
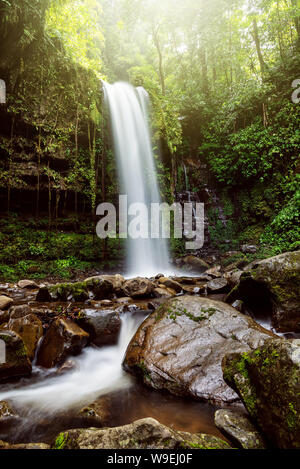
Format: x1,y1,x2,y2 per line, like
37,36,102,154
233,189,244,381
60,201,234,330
8,313,43,361
52,417,231,449
222,338,300,449
226,250,300,332
36,318,89,368
77,309,121,346
124,296,275,403
122,277,154,298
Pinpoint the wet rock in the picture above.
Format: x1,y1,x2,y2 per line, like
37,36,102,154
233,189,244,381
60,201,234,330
36,318,89,368
52,417,231,449
157,277,182,293
0,400,17,421
78,396,111,425
0,331,31,381
181,284,206,294
17,279,39,289
49,282,89,302
0,296,13,311
124,296,275,404
226,251,300,332
231,300,245,313
36,286,52,302
241,245,257,254
57,359,78,375
0,440,50,449
9,305,31,319
179,256,210,273
0,310,10,325
77,309,121,347
85,278,116,300
224,270,243,288
207,277,229,293
98,299,114,307
122,277,154,298
214,409,267,449
86,274,124,296
115,297,131,304
153,287,174,299
8,313,43,361
205,266,222,278
173,277,198,285
222,338,300,449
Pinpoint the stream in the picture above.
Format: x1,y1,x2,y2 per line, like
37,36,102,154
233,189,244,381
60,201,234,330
0,308,227,444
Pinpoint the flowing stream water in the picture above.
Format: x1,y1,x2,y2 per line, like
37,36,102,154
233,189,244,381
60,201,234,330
102,81,170,277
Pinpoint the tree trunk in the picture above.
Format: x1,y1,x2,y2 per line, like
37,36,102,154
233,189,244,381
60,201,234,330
153,25,166,95
252,18,267,77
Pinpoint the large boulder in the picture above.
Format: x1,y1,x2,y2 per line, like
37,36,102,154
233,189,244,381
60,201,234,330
122,277,154,298
36,318,89,368
77,309,121,346
226,251,300,332
0,331,31,381
8,313,43,361
123,296,274,403
52,417,231,449
214,409,266,449
222,338,300,449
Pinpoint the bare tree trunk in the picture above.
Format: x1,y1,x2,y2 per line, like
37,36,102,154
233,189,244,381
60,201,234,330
252,18,267,76
7,117,14,212
153,25,166,95
74,102,79,221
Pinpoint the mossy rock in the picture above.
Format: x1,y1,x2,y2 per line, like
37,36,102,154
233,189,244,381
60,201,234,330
226,251,300,332
52,418,231,449
0,330,31,381
49,282,89,302
222,338,300,449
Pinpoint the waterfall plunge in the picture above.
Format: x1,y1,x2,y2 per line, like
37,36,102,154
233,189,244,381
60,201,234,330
103,81,170,277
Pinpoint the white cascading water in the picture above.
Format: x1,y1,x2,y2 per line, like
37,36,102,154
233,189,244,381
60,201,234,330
0,313,145,414
103,81,170,277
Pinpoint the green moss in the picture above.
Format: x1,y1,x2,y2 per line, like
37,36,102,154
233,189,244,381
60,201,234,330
53,432,69,450
137,360,151,382
287,403,298,429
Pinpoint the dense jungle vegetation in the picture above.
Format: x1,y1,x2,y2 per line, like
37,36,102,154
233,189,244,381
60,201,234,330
0,0,299,281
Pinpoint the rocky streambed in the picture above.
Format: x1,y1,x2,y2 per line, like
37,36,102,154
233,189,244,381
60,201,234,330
0,250,299,449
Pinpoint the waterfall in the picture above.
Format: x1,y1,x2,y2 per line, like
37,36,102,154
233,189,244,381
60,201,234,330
102,81,170,277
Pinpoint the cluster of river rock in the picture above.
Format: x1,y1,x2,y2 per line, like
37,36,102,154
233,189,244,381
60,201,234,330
0,250,299,449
